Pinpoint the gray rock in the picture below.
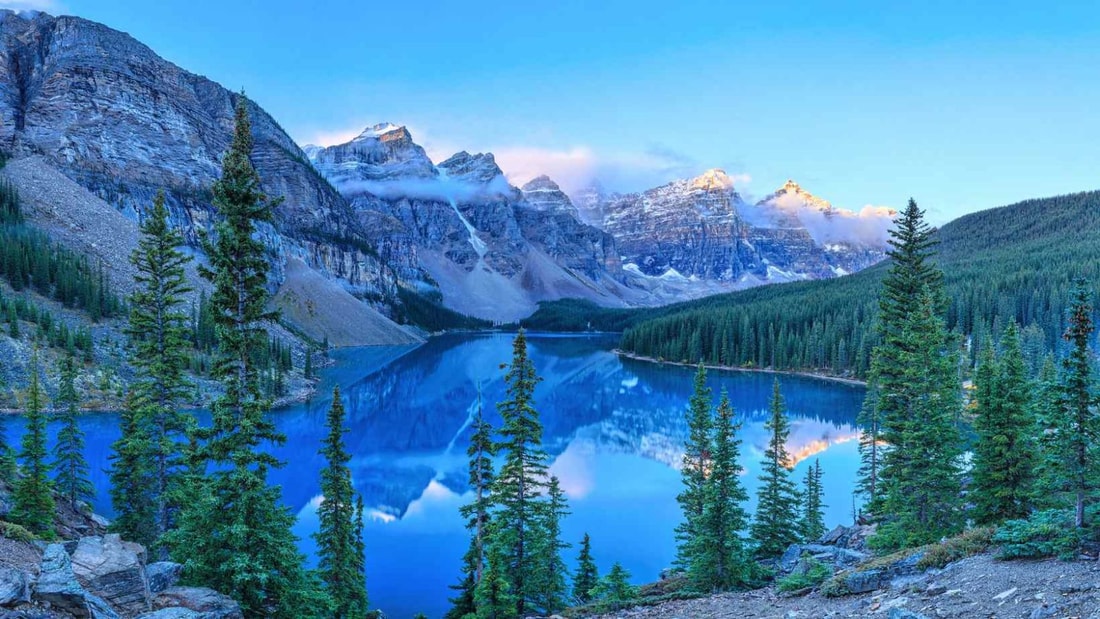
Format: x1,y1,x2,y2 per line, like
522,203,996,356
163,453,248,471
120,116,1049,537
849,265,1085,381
888,610,929,619
780,544,803,573
33,543,120,619
1030,604,1061,619
154,587,242,619
844,569,888,594
70,534,150,614
0,610,53,619
145,562,183,594
0,565,31,606
801,544,868,568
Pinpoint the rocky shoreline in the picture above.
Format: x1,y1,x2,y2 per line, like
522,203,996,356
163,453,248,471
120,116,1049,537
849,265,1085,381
614,350,868,387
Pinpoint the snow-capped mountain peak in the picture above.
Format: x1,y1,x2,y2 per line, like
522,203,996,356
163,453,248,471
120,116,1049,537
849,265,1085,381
764,179,833,212
355,122,406,141
691,168,735,191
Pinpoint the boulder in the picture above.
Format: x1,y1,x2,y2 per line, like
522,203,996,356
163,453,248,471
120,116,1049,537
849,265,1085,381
154,587,242,619
0,610,53,619
0,565,30,607
146,562,183,594
779,544,802,573
802,544,869,569
844,569,888,594
33,543,119,619
70,534,150,614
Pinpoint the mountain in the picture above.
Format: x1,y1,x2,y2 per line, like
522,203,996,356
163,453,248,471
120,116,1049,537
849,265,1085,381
581,170,894,284
0,8,895,330
525,189,1100,378
0,9,420,345
308,129,639,322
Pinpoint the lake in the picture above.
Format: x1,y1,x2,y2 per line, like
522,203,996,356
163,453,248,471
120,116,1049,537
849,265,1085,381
5,332,866,618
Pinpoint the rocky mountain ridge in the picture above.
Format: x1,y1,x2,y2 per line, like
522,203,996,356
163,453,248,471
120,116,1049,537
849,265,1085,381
0,8,895,330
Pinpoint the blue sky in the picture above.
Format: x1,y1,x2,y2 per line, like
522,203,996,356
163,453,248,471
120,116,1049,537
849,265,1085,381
13,0,1100,221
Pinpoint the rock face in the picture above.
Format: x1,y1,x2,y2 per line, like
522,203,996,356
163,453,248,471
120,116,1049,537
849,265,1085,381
69,535,150,615
0,566,30,607
0,10,401,332
33,544,119,619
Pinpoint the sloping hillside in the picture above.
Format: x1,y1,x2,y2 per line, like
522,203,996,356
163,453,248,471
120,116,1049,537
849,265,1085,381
526,191,1100,376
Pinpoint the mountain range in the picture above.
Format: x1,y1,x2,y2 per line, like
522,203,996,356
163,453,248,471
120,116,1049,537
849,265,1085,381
0,9,897,336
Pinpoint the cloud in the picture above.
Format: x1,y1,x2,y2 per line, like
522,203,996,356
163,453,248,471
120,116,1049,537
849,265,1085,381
0,0,61,12
492,142,747,196
744,192,898,247
336,175,514,204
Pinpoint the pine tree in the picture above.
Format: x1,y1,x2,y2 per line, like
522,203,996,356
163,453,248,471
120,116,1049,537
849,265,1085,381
800,460,826,541
855,386,881,515
529,475,570,615
474,546,517,619
166,94,323,619
572,533,599,605
448,387,496,619
109,391,157,547
750,379,801,557
690,390,752,591
971,323,1036,523
53,353,93,511
314,387,368,618
873,288,963,550
675,363,712,568
486,329,550,616
590,562,637,610
1057,282,1097,529
125,189,194,551
864,198,946,524
1034,357,1067,509
11,351,55,536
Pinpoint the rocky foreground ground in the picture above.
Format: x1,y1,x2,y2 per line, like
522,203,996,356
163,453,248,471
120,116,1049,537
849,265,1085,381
580,521,1100,619
590,553,1100,618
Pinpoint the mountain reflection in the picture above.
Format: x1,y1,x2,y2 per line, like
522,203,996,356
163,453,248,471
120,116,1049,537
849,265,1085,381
264,333,864,521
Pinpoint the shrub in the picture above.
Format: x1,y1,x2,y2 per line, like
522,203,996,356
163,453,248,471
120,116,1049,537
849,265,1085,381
0,520,37,543
993,510,1081,560
917,527,995,569
776,559,832,593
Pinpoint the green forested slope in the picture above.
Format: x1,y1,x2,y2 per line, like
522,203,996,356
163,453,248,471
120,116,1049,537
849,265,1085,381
524,190,1100,376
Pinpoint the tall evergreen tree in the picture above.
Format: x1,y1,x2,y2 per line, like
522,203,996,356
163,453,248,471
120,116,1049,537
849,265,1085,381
314,387,368,618
11,351,54,536
109,391,156,547
863,198,946,523
873,288,963,549
690,390,752,591
529,475,570,615
166,95,323,619
53,353,92,511
486,329,551,616
1057,282,1097,529
855,387,881,515
676,363,712,567
750,379,800,557
1034,357,1067,509
125,189,194,550
971,323,1036,523
448,387,496,619
572,533,599,605
800,460,826,542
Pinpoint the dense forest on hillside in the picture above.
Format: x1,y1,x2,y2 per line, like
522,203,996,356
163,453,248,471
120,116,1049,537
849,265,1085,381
524,190,1100,376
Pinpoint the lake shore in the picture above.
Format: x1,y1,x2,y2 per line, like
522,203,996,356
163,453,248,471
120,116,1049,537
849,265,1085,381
614,349,868,387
